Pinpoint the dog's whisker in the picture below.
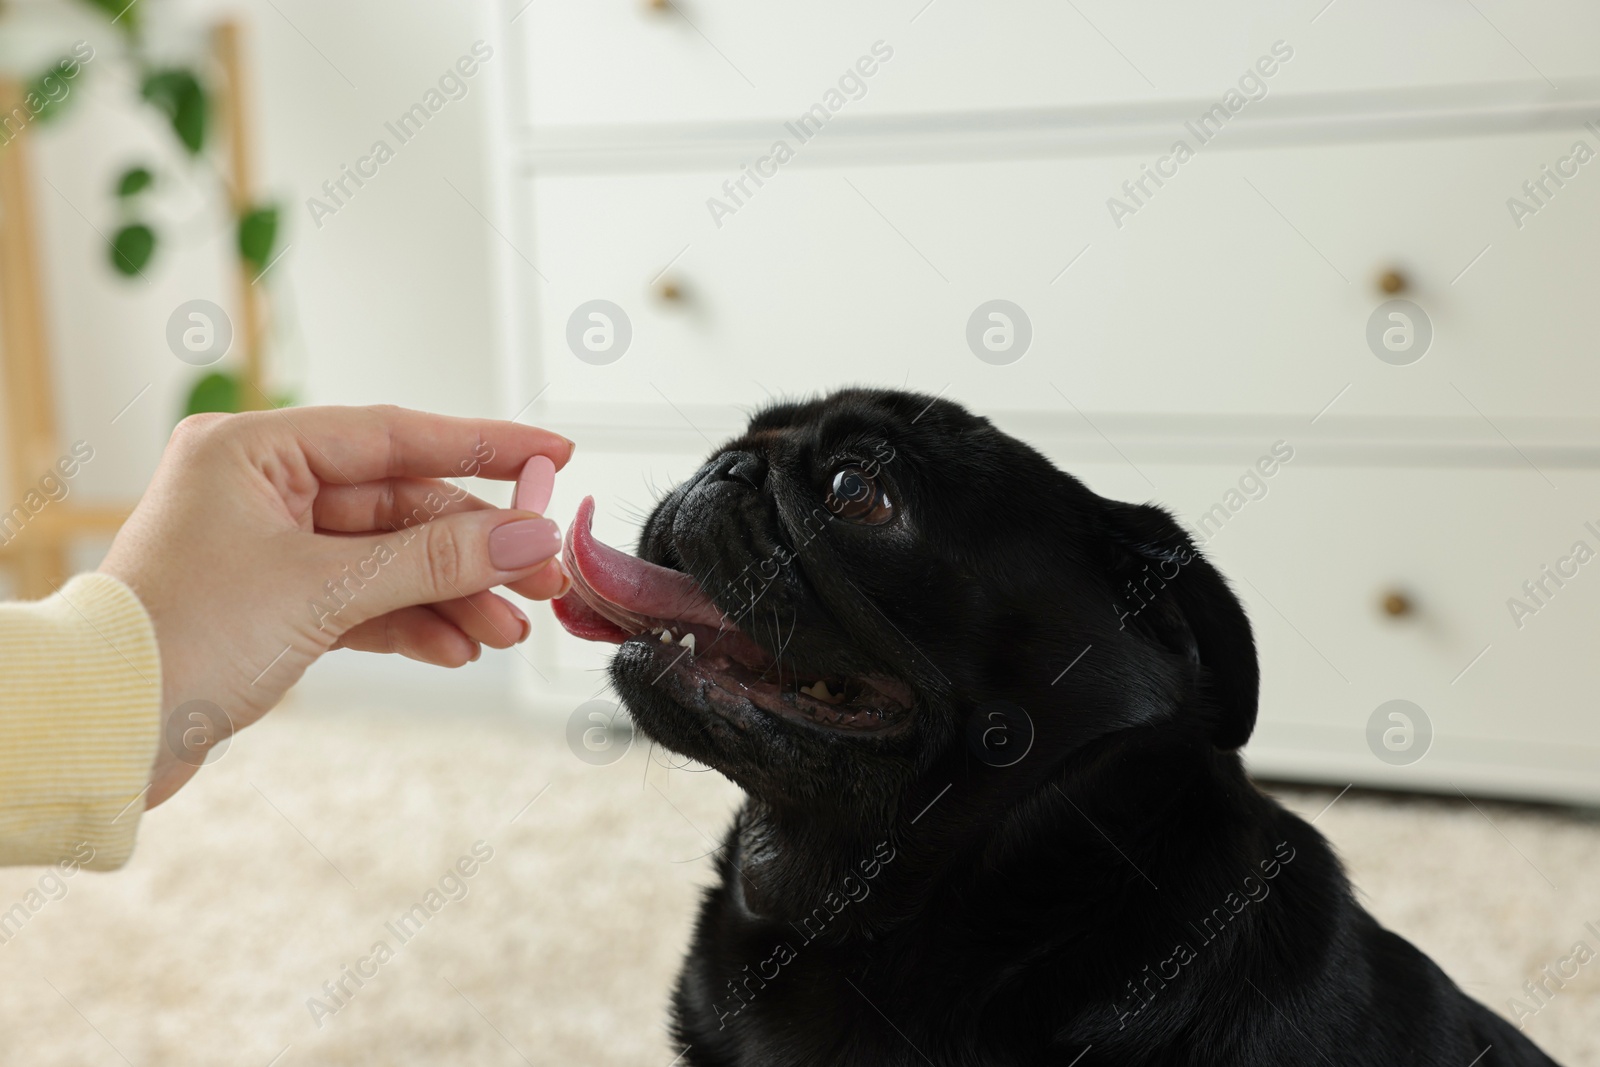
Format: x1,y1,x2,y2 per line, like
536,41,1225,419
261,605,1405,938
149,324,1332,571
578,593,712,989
670,842,728,864
769,606,783,692
775,608,797,666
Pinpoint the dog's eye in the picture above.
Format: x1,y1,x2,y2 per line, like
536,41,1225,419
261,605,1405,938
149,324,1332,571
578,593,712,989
826,466,894,525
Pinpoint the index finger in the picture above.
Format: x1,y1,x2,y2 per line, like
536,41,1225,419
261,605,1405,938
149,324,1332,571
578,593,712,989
266,404,574,484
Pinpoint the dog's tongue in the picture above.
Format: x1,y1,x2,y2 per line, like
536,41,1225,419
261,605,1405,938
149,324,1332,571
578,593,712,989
552,496,726,644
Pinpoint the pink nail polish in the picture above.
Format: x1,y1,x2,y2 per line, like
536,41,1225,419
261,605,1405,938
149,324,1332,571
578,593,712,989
490,517,563,571
508,601,531,642
513,455,557,515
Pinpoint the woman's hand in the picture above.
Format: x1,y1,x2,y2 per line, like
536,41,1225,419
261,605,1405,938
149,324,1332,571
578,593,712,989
98,405,573,808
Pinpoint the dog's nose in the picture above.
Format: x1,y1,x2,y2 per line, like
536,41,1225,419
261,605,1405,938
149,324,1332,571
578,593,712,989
716,451,768,490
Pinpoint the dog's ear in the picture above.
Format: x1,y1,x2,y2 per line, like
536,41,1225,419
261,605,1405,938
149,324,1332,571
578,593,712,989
1100,501,1259,749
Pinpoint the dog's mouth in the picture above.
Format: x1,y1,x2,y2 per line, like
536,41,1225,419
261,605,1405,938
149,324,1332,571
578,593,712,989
552,497,913,735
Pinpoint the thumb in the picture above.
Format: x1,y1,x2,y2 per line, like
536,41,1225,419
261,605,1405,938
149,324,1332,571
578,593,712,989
332,510,562,627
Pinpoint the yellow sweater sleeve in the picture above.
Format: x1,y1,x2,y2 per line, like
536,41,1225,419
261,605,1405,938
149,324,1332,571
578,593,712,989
0,573,161,870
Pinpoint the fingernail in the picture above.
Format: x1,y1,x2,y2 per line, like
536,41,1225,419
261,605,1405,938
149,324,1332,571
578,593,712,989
469,644,483,663
552,557,573,599
508,601,531,643
490,517,562,571
513,455,557,514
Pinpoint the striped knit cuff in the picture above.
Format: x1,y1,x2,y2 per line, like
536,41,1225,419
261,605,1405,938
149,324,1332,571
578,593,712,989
0,573,161,870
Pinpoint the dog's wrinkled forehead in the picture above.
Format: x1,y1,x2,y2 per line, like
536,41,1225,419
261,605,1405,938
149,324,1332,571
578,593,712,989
744,389,979,444
720,388,995,496
740,390,1096,546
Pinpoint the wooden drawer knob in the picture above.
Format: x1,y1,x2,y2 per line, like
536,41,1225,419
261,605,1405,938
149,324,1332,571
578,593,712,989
1378,269,1407,295
1381,591,1413,617
656,278,682,302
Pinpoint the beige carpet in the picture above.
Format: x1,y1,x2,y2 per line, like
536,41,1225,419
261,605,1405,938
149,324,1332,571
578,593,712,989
0,702,1595,1066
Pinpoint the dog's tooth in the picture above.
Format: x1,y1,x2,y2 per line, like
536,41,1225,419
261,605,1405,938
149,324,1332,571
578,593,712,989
659,628,674,644
800,680,835,702
678,632,696,653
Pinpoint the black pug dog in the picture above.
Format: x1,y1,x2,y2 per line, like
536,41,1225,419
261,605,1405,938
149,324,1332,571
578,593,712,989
553,388,1560,1067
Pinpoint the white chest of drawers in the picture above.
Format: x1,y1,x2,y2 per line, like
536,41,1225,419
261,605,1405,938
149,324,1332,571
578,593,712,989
486,0,1600,805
